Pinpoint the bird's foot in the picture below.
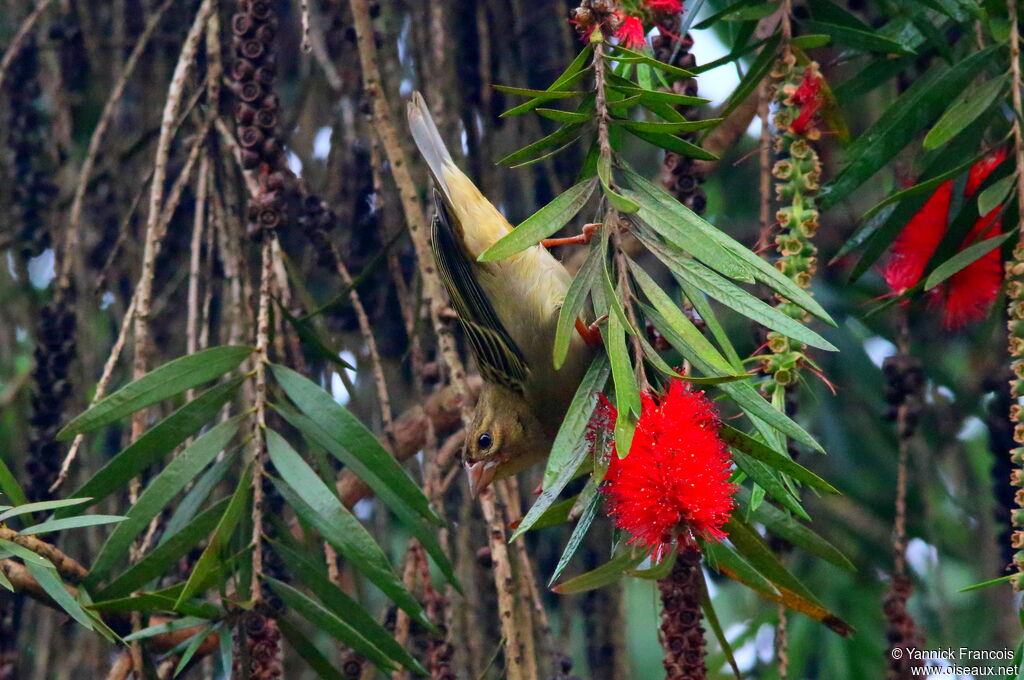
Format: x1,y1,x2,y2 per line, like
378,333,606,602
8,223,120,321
541,222,602,248
575,314,608,347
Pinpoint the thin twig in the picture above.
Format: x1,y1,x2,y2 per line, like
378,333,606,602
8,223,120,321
0,0,57,89
251,237,275,602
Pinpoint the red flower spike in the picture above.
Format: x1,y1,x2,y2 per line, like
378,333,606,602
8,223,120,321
645,0,684,14
882,181,953,296
615,14,647,49
965,147,1008,197
936,208,1004,329
789,69,825,136
594,379,736,559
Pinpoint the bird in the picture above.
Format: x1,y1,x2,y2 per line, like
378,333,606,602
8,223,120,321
407,91,597,496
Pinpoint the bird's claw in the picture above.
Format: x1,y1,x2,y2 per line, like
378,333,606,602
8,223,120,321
576,314,608,347
541,222,602,248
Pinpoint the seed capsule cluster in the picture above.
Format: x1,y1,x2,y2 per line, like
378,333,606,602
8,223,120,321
25,301,76,501
760,55,824,397
883,574,926,678
4,37,57,259
1007,242,1024,586
231,0,287,241
233,612,283,680
652,24,706,215
658,548,707,680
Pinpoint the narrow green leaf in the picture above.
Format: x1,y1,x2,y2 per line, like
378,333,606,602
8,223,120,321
57,377,243,517
923,74,1007,150
709,34,780,128
978,173,1017,216
266,577,400,674
821,46,999,210
266,433,431,630
174,623,217,676
271,541,426,675
498,122,586,166
703,541,779,598
0,455,27,507
958,574,1016,593
57,346,251,440
725,517,821,604
492,85,584,98
720,425,837,493
734,487,854,571
0,537,54,568
923,231,1014,291
516,356,610,539
801,19,915,54
124,616,209,642
161,447,238,543
605,309,640,419
625,127,717,161
479,178,597,261
26,560,94,630
549,488,601,586
277,616,348,680
85,416,242,586
175,465,252,607
606,84,709,108
551,551,644,594
499,47,593,117
553,238,604,369
732,451,809,520
0,497,91,522
273,404,458,589
273,364,440,525
613,118,722,135
792,34,831,48
607,44,696,79
536,108,592,123
98,498,230,600
17,515,125,536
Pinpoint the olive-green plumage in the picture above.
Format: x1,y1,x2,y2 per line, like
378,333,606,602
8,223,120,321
407,91,594,493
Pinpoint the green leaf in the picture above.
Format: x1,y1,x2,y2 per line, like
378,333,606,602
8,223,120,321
606,84,709,109
271,541,426,675
607,44,695,79
551,551,644,594
57,346,251,440
613,118,722,135
820,45,999,210
25,560,94,630
0,537,55,568
553,238,604,369
536,108,592,123
17,515,124,536
98,497,230,600
273,404,458,589
175,465,252,608
174,623,217,676
792,34,831,48
978,172,1017,216
124,616,209,642
725,516,821,604
703,541,779,598
621,167,833,324
922,231,1015,291
958,574,1016,593
605,308,640,422
856,150,987,223
492,85,585,99
161,448,238,543
720,425,837,493
500,46,594,117
479,178,597,261
801,19,915,54
0,455,27,507
85,416,242,586
266,577,400,675
923,74,1007,150
516,356,609,539
549,486,601,586
278,304,355,372
624,127,717,161
734,487,854,571
0,497,91,522
731,451,809,520
266,434,432,630
57,377,243,517
498,122,587,166
278,616,348,680
272,364,441,526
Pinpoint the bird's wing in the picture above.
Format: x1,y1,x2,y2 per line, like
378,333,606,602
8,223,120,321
431,192,530,394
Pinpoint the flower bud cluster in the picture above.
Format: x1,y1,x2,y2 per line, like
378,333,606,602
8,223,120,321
26,300,76,501
658,548,707,680
1006,240,1024,587
4,38,57,259
761,55,824,396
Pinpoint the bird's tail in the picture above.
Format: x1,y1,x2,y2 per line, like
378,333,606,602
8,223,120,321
407,91,454,198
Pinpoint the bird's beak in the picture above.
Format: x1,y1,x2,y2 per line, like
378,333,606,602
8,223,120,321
465,459,500,497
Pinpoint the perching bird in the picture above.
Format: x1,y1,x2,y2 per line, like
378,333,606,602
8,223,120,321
407,92,596,495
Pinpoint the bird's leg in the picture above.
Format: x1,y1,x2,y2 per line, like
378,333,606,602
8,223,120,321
575,314,608,347
541,222,602,248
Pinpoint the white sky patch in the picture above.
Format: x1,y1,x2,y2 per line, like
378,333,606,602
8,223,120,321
732,639,757,673
100,291,115,310
15,327,26,343
863,336,897,368
287,151,303,177
28,249,55,289
313,126,332,160
956,415,986,442
935,385,955,402
906,537,939,577
754,623,775,664
354,498,374,520
330,352,358,406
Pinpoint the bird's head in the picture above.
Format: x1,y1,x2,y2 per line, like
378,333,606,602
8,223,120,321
464,383,548,496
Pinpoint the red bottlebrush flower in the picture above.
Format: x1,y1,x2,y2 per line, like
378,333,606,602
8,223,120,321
882,181,953,295
935,208,1004,329
966,147,1008,196
789,69,825,136
595,379,736,558
645,0,684,14
615,13,647,49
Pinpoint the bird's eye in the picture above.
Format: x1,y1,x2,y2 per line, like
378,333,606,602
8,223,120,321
477,432,492,451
